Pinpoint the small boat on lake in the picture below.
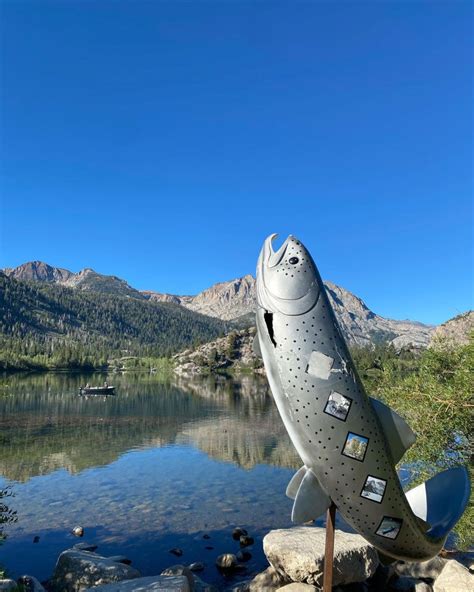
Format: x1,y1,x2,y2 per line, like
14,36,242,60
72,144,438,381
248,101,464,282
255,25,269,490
78,385,115,395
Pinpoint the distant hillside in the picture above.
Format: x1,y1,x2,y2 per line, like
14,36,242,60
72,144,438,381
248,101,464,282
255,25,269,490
430,311,473,349
0,274,225,370
3,260,436,348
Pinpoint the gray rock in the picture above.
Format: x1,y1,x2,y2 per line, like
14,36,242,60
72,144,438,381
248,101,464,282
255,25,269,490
216,554,238,570
248,566,289,591
0,580,17,591
239,536,254,547
50,549,141,591
433,560,474,592
73,542,98,552
277,584,318,591
107,556,132,565
160,565,193,589
72,526,84,537
83,575,190,591
193,575,218,592
367,563,395,590
17,576,46,592
263,527,379,587
394,557,447,580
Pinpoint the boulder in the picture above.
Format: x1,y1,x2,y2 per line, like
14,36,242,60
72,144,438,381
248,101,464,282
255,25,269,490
277,584,318,591
193,575,218,592
50,549,141,592
0,580,17,591
248,566,289,591
434,560,474,592
160,565,194,589
394,557,447,580
107,556,132,565
83,575,190,591
73,542,98,552
263,527,379,587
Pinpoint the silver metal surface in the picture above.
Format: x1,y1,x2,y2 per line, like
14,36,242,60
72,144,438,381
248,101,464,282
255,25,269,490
255,234,470,562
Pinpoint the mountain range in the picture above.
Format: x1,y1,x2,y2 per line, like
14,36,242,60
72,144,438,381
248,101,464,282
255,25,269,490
3,261,437,348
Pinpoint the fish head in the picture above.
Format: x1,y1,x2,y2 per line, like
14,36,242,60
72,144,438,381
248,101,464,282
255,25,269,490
256,234,320,315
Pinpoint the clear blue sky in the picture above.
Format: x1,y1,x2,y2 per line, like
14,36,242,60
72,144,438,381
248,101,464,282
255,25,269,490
0,1,472,324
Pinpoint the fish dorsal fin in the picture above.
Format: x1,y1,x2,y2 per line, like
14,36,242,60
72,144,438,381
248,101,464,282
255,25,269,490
291,468,331,523
286,465,307,499
252,334,262,358
370,397,416,464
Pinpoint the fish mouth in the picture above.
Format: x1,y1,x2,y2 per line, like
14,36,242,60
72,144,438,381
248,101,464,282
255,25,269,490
264,234,292,268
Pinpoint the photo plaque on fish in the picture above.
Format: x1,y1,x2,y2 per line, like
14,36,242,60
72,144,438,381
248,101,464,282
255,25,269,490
255,233,471,562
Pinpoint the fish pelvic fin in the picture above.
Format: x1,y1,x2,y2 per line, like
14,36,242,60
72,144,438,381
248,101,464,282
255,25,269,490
291,468,331,523
370,397,416,465
286,465,307,499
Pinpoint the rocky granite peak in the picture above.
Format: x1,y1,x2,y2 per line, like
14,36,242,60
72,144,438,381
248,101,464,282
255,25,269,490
3,261,74,283
153,275,434,348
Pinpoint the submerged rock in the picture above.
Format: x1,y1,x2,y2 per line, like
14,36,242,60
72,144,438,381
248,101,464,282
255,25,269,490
236,550,252,562
433,560,474,592
233,527,248,541
170,548,184,557
0,580,17,591
83,575,190,591
50,549,141,592
216,554,238,570
239,535,254,547
188,562,205,572
263,527,379,587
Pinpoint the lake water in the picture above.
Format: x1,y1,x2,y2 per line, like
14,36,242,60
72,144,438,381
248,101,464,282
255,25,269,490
0,372,415,589
0,372,303,588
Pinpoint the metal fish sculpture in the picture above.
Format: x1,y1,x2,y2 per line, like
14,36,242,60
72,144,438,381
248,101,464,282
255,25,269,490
254,234,470,562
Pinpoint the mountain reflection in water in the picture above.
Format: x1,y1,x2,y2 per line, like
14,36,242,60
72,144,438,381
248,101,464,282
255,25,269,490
0,372,302,587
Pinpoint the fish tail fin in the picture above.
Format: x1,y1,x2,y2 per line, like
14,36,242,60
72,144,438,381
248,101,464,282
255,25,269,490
405,466,471,539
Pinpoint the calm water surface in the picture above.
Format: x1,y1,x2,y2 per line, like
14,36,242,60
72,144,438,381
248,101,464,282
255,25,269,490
0,372,416,588
0,372,308,588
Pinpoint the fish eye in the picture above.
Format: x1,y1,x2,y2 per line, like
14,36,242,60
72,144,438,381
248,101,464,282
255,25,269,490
289,257,299,265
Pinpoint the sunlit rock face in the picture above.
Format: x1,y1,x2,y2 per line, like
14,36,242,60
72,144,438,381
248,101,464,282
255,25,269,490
430,311,474,349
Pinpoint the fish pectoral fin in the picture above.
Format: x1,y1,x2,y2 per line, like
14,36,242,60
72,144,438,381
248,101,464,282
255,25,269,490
370,397,416,464
286,465,307,499
252,334,262,358
291,468,331,523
